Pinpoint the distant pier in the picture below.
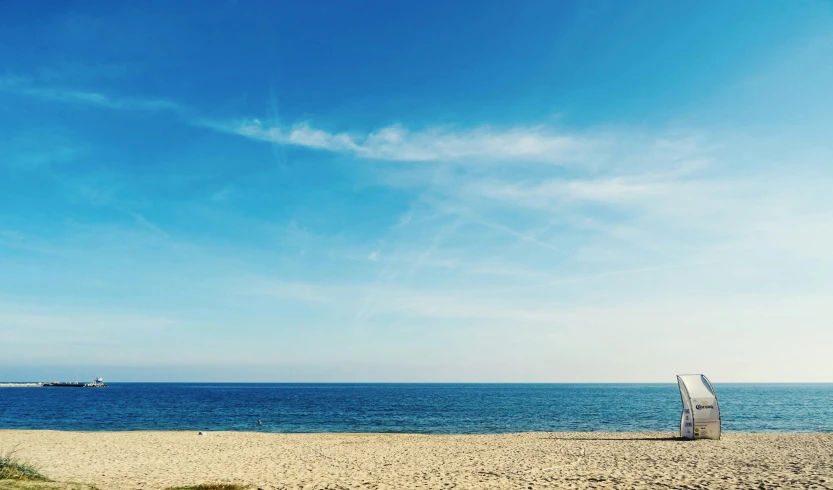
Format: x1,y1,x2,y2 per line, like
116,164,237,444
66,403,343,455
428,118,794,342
0,378,108,388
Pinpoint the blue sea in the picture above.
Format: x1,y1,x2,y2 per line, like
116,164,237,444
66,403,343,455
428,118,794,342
1,383,831,433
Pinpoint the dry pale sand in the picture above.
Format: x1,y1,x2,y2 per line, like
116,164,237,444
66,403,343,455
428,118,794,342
1,430,832,489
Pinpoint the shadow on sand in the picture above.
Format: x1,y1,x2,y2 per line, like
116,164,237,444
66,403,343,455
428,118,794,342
540,435,683,442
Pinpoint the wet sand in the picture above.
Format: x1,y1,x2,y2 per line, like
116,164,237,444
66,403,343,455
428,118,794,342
1,430,832,489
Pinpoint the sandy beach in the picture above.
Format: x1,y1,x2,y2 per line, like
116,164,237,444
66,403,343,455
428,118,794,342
1,430,832,489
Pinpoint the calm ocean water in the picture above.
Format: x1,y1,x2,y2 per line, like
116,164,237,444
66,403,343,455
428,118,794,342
1,383,831,433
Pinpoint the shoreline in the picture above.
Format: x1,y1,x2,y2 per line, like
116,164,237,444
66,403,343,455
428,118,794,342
3,428,694,434
2,427,831,434
2,430,832,489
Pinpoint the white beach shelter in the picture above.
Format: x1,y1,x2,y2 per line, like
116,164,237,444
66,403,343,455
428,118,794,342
677,374,721,440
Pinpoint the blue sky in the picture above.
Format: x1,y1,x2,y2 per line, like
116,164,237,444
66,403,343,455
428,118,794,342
1,0,832,382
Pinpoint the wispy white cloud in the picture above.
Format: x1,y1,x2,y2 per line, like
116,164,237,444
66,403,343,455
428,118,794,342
1,75,183,113
210,187,232,202
23,86,182,112
5,76,594,165
0,133,85,170
121,210,171,240
229,119,593,164
465,172,721,209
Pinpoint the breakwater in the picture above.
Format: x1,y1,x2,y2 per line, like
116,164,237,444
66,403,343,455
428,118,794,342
1,379,107,388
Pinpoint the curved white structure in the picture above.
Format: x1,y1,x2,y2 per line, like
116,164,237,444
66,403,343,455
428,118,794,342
677,374,721,440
